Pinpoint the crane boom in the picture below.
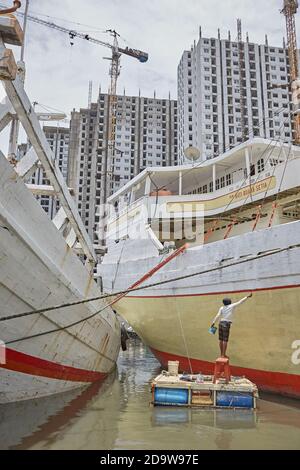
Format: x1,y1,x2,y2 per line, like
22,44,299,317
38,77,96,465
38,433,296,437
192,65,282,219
281,0,300,145
0,2,148,245
0,4,149,62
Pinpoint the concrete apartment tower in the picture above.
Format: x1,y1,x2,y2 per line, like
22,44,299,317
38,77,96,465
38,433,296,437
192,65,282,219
19,126,70,219
68,90,178,243
178,27,293,163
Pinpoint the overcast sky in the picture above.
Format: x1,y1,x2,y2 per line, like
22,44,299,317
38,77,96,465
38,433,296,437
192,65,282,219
0,0,295,150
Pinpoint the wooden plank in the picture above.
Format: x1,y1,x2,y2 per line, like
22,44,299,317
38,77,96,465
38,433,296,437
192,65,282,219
52,207,68,231
0,48,17,80
15,146,38,178
0,49,96,263
0,16,23,46
25,183,57,196
66,228,77,248
0,94,14,131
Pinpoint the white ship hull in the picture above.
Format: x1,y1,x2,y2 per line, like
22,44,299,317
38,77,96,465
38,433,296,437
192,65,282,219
0,151,120,403
99,221,300,398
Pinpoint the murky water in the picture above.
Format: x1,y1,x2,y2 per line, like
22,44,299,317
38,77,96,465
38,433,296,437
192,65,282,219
1,340,300,450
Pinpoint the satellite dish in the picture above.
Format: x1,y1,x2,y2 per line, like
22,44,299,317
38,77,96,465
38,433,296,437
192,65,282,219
184,146,201,162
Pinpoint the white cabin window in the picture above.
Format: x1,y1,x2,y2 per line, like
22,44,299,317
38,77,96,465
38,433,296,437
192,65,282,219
226,174,232,186
257,158,265,173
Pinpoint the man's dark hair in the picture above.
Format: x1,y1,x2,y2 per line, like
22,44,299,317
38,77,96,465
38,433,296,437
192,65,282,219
223,298,232,306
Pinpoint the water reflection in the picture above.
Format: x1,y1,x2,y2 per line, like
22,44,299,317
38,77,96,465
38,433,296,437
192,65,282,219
0,371,117,450
151,407,257,430
0,340,299,450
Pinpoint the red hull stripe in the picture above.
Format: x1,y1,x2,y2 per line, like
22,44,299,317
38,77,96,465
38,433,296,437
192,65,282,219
151,347,300,399
127,283,300,299
0,348,107,383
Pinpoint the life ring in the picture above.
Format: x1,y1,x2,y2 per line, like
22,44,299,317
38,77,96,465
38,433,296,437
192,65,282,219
150,189,173,197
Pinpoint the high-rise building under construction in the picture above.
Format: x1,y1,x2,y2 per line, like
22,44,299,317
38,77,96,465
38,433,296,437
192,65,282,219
68,91,178,243
178,29,297,163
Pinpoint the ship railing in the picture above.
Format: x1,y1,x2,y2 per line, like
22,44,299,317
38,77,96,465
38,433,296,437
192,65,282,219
108,156,300,225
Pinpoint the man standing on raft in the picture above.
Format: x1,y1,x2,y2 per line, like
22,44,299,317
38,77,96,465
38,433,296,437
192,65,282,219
211,293,253,358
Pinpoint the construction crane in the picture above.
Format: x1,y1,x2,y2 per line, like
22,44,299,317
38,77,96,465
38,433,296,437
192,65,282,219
2,6,148,155
281,0,300,144
1,2,148,244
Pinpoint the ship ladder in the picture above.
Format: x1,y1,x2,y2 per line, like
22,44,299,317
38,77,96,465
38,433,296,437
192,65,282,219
252,205,262,232
268,202,278,228
204,219,219,242
223,217,237,240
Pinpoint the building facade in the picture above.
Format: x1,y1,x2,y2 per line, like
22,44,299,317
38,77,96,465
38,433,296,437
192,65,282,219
68,92,178,243
19,125,70,219
178,31,294,163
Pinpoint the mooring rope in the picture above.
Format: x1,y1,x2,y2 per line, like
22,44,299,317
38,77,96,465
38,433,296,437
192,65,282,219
1,242,299,345
1,242,299,324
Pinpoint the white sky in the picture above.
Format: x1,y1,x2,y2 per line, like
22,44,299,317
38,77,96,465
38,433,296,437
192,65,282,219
0,0,295,152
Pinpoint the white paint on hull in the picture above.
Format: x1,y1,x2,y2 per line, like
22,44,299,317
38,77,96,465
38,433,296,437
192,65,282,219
100,221,300,297
0,368,89,404
0,141,120,403
99,221,300,389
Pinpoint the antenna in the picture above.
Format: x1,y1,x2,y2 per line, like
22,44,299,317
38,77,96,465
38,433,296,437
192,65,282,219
184,146,201,162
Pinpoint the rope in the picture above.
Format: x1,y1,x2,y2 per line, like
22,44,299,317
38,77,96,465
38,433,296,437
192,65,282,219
1,243,299,345
152,108,293,194
277,144,292,195
224,217,237,239
251,205,262,232
215,128,291,235
175,301,193,375
204,219,219,242
263,144,292,228
268,202,278,228
207,117,292,234
5,293,119,346
202,136,283,237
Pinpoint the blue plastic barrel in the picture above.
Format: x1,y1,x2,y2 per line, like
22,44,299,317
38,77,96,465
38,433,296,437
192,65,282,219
216,391,253,408
154,387,189,405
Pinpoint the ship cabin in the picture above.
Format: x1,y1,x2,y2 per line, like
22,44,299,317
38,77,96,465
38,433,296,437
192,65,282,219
107,138,300,249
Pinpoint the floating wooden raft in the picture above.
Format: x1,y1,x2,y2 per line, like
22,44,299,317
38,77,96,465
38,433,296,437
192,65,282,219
151,373,259,410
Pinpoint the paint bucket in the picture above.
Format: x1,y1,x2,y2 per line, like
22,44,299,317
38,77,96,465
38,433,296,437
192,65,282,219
168,361,179,376
209,326,217,335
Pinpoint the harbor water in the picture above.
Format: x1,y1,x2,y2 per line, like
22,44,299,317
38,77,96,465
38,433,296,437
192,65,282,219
1,340,300,450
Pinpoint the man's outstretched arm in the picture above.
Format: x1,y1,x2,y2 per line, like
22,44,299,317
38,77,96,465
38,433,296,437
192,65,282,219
231,292,253,308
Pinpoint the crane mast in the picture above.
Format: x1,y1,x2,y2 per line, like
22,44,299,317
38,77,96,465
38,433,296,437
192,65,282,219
106,30,120,203
0,3,148,245
281,0,300,144
99,30,121,245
